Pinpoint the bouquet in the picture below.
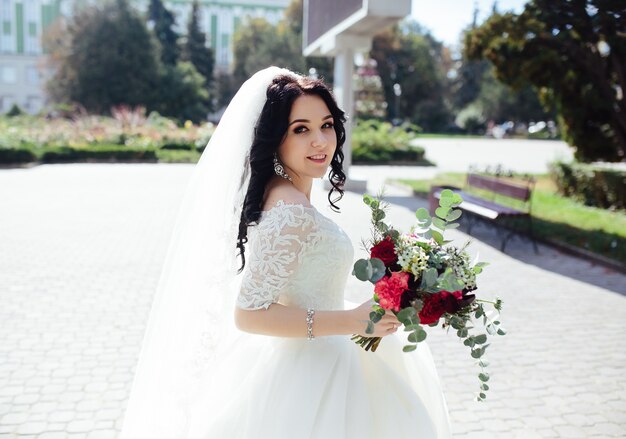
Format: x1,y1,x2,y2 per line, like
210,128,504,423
351,189,505,401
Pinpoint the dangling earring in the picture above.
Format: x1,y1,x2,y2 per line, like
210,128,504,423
273,152,293,182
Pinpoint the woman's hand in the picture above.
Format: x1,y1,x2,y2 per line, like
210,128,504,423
349,300,401,337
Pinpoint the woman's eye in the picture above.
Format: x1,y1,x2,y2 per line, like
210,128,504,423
293,122,333,134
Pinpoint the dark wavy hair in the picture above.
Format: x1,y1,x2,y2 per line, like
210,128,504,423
235,73,347,274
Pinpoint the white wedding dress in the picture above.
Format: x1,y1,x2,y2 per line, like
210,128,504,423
183,199,452,438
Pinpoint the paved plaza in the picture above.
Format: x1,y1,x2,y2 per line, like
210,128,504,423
1,162,625,438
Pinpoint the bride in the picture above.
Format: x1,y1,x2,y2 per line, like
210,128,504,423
118,66,452,438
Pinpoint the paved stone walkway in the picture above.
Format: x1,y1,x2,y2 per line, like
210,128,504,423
1,163,625,438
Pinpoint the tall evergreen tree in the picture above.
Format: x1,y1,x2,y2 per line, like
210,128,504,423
44,0,160,113
148,0,180,66
182,1,214,103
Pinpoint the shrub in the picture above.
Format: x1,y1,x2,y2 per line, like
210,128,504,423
0,147,36,164
41,145,158,163
549,160,626,210
352,120,425,163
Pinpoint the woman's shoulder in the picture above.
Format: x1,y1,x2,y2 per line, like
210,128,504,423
261,179,313,212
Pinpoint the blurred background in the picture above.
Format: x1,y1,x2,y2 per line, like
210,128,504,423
0,0,625,438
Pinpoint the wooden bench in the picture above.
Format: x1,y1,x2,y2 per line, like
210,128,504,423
429,172,539,253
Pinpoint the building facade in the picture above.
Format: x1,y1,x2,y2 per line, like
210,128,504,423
0,0,290,114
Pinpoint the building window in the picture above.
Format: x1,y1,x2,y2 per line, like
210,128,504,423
0,66,17,83
0,95,15,113
26,65,39,84
26,95,42,113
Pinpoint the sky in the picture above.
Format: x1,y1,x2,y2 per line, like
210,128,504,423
411,0,528,47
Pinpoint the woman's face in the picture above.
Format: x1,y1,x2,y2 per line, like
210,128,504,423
277,94,337,180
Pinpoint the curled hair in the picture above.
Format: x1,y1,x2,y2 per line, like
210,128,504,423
236,73,347,273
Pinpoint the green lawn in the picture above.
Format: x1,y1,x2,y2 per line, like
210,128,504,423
394,173,626,266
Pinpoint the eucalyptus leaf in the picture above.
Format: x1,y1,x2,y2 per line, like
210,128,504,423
372,209,386,222
420,268,438,289
369,258,387,282
474,334,488,344
430,229,444,245
353,259,372,281
397,307,417,324
365,320,374,335
415,207,430,220
478,372,490,382
403,344,417,352
369,311,382,323
416,329,427,342
435,206,450,219
480,383,489,391
446,222,460,229
446,209,462,221
432,217,447,230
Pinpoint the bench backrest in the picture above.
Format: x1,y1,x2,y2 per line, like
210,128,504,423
466,173,532,202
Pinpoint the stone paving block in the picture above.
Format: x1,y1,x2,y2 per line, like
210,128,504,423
1,164,625,438
38,432,68,439
16,421,47,435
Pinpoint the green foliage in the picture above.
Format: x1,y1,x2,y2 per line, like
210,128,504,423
549,160,626,210
232,17,305,87
148,0,180,66
6,104,23,117
226,0,333,106
0,112,214,164
182,0,215,111
155,62,210,124
40,145,158,163
465,0,626,162
370,19,452,131
45,0,160,114
0,147,36,164
352,120,426,163
396,172,626,265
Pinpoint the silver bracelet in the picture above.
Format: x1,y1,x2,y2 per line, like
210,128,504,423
306,308,315,341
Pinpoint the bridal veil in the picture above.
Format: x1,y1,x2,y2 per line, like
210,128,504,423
119,66,301,438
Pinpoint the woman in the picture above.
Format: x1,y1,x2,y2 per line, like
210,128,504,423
119,66,452,438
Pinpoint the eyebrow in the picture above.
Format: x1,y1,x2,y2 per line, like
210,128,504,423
288,114,333,127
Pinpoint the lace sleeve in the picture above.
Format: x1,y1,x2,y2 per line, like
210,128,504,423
236,202,317,310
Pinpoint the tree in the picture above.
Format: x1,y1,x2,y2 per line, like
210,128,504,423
370,20,453,131
148,0,180,66
44,0,160,114
465,0,626,162
182,0,214,86
155,62,209,123
228,0,334,106
182,0,214,111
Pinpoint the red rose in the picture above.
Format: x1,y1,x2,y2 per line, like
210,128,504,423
370,236,397,267
419,290,464,324
374,271,409,312
441,290,464,314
